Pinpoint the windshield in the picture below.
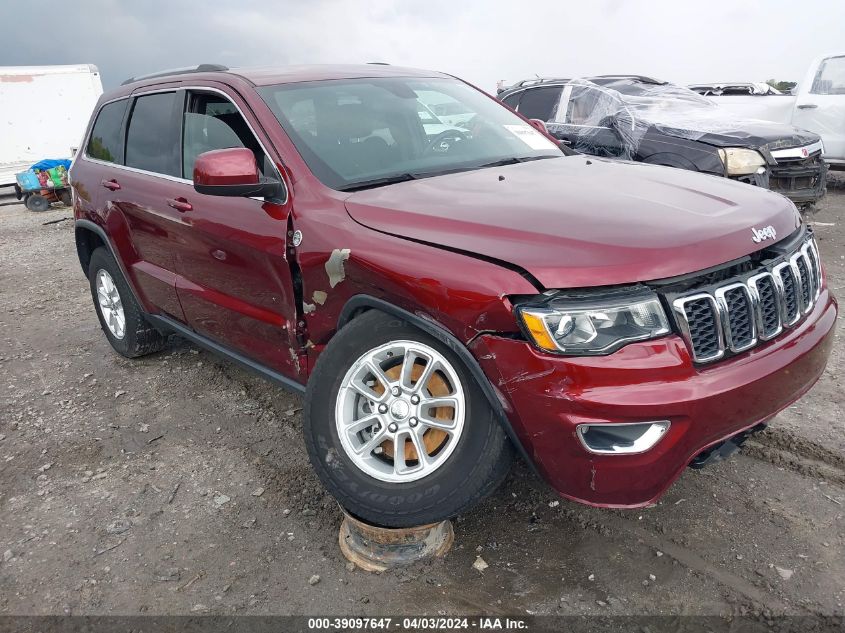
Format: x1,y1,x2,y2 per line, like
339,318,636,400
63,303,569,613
258,77,561,190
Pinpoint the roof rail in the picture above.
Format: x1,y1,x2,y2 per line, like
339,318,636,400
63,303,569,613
502,77,572,92
590,74,667,85
121,64,229,86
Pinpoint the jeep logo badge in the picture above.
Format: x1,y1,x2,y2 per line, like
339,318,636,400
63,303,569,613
751,225,777,243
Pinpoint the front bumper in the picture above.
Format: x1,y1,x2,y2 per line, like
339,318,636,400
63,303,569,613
470,290,837,508
735,157,828,205
769,158,828,205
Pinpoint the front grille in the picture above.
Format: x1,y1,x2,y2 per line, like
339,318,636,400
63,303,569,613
721,285,754,349
778,264,799,323
671,235,822,363
685,297,720,359
754,275,780,338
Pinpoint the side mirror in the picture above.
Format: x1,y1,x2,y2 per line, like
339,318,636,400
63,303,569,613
527,118,548,134
193,148,281,198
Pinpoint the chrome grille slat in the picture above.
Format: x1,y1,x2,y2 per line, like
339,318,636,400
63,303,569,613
673,236,822,364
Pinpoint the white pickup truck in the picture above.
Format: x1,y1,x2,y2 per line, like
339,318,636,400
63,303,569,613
690,52,845,168
0,64,103,187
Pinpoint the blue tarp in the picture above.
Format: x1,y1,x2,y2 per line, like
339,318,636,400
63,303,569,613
29,158,72,171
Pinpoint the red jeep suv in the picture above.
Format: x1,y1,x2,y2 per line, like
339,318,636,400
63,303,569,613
70,64,836,527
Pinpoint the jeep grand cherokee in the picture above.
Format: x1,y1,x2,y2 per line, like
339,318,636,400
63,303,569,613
70,64,836,527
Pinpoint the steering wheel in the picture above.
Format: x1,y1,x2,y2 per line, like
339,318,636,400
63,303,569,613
425,129,469,154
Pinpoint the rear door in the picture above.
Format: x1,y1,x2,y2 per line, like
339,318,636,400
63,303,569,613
171,86,301,379
107,89,186,319
792,54,845,162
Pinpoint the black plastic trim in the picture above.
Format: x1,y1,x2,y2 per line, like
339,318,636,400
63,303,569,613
147,314,306,394
337,295,537,472
74,220,139,297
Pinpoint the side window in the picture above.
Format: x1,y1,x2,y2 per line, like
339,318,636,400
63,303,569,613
565,87,602,125
86,100,127,163
811,55,845,95
182,92,270,179
517,87,562,121
125,92,179,176
501,92,522,110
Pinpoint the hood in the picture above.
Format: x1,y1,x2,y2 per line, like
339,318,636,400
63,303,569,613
344,156,801,289
679,119,820,152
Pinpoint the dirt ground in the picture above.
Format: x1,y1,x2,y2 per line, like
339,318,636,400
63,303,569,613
0,182,843,620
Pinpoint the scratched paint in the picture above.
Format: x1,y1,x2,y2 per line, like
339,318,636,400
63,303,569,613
312,290,328,305
325,249,350,288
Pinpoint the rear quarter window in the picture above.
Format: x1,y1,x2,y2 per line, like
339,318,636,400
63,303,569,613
501,92,522,110
125,92,180,176
517,87,562,121
86,99,128,164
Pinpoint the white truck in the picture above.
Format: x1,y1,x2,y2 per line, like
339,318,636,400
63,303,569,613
690,52,845,168
0,64,103,186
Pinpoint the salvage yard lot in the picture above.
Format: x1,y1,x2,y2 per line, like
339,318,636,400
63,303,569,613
0,184,843,618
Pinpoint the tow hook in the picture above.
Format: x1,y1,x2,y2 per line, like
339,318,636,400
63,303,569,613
689,423,768,470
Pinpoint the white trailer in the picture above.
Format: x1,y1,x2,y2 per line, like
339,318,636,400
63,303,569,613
691,53,845,168
0,64,103,186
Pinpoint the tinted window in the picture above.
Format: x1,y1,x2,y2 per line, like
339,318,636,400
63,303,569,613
86,100,127,163
182,93,269,178
517,87,561,121
501,92,521,109
125,92,179,176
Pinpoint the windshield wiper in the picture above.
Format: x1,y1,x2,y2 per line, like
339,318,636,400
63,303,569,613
475,155,560,169
338,173,420,192
339,155,561,191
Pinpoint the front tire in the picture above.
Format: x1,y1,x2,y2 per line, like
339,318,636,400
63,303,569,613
88,247,167,358
304,310,513,527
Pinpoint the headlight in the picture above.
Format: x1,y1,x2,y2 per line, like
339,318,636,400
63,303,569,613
718,148,766,176
517,288,670,355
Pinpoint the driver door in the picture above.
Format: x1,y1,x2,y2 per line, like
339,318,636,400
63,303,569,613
549,85,628,158
171,87,301,379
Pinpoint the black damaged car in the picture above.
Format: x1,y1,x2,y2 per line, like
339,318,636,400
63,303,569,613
497,75,828,209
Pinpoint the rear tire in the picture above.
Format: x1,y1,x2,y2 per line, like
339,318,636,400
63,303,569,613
304,310,513,527
88,247,168,358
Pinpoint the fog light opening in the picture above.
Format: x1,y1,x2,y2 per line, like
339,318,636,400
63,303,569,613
576,421,670,455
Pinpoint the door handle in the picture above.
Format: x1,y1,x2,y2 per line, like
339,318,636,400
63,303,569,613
797,103,818,109
167,197,193,212
101,179,121,191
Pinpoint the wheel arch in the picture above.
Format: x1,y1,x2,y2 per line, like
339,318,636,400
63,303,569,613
74,222,107,275
74,219,146,313
336,295,537,472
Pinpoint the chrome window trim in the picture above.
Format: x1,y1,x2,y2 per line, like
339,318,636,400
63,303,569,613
672,293,725,363
747,272,782,341
78,85,288,205
714,282,757,353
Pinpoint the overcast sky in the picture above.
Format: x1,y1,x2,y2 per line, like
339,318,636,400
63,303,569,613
3,0,843,92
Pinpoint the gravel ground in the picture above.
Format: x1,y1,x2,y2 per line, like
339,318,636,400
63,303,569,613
0,185,843,619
